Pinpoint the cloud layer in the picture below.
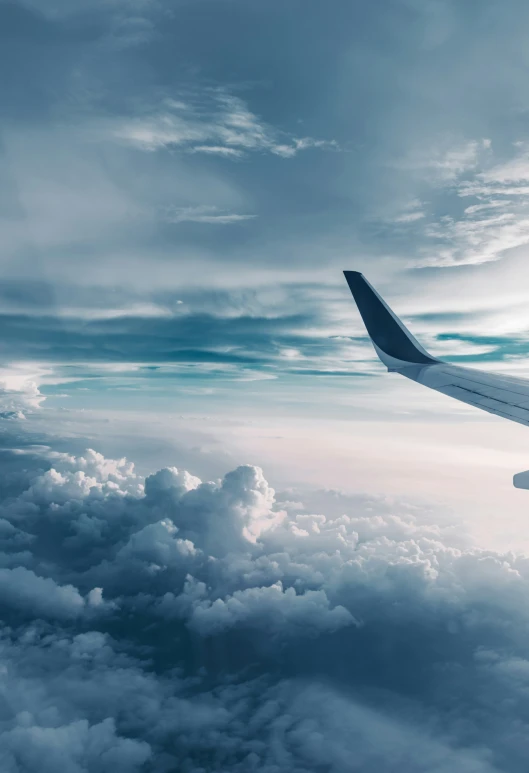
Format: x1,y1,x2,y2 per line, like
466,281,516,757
0,440,528,771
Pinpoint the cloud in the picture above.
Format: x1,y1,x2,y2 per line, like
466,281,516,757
406,140,529,267
141,462,282,556
1,717,150,773
0,566,85,621
397,139,488,183
394,210,426,223
380,136,529,269
164,205,256,225
0,437,528,770
391,198,427,224
21,0,161,48
184,580,357,638
190,145,245,158
117,518,197,567
0,287,376,383
111,90,338,160
0,366,46,419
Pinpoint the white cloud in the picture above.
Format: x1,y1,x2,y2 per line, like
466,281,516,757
423,338,497,357
111,91,338,160
164,205,256,225
463,200,510,215
20,448,142,507
410,141,529,267
394,210,426,223
271,137,338,158
0,365,47,419
479,148,529,184
397,138,489,182
420,211,529,267
429,140,486,181
190,146,245,158
385,198,427,225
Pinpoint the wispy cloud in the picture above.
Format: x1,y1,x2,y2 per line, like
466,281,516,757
397,139,489,183
394,140,529,268
420,143,529,267
163,205,256,225
190,146,245,158
24,0,161,47
421,210,529,268
394,210,426,223
392,199,426,223
271,137,339,158
111,91,338,160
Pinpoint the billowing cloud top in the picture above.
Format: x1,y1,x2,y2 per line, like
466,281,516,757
0,439,528,772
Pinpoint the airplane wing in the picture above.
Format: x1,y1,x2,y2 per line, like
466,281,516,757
343,271,529,489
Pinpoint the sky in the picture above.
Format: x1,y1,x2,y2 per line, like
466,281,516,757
3,1,529,770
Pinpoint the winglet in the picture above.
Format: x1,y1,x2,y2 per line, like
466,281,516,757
343,271,437,369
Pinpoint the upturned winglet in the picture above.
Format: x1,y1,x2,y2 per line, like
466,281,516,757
343,271,438,369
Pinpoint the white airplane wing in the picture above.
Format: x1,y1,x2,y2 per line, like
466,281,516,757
344,271,529,489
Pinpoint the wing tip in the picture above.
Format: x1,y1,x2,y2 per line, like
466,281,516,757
343,270,366,295
343,269,363,279
342,269,436,366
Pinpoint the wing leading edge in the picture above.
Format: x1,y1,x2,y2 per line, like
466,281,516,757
344,271,529,489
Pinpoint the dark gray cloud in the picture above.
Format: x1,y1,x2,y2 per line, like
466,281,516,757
0,432,527,771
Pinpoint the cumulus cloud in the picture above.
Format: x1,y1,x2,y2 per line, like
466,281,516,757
0,567,85,621
183,579,357,638
0,366,46,419
1,441,529,770
1,717,150,773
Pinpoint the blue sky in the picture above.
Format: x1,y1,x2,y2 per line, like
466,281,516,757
5,2,529,771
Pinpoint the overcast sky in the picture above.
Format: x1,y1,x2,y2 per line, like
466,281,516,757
3,3,529,770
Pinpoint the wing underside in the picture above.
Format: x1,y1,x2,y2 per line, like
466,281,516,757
402,362,529,428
